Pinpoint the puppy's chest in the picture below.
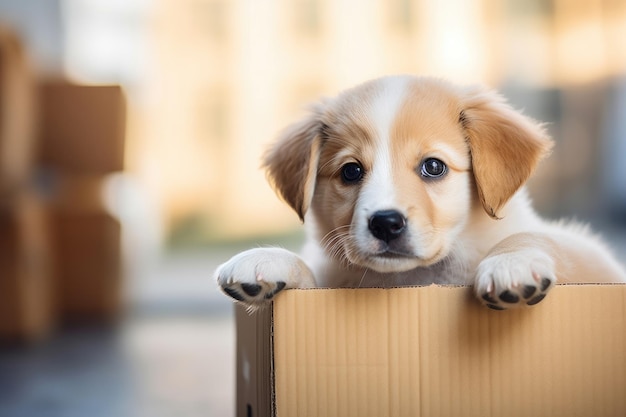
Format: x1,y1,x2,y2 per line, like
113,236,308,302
358,262,474,288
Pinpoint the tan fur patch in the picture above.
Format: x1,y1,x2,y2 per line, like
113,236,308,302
390,79,471,213
460,87,553,218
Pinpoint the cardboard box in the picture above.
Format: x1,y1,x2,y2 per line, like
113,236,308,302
0,26,36,190
50,210,122,321
236,285,626,417
0,190,53,342
37,81,126,174
38,172,123,322
40,174,110,213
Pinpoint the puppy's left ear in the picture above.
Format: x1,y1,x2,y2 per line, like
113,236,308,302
460,87,553,219
263,103,325,222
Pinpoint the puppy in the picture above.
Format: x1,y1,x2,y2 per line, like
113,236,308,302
215,75,626,310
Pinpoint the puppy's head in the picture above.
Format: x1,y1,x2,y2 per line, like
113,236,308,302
264,76,552,273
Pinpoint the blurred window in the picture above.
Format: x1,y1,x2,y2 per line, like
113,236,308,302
193,0,230,41
389,0,414,33
505,0,555,19
293,0,322,36
197,87,230,145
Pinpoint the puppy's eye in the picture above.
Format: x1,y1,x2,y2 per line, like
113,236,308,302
420,158,447,178
341,162,364,184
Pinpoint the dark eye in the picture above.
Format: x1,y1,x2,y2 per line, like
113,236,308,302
420,158,447,178
341,162,364,184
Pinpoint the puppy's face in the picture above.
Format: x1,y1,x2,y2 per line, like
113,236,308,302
264,76,552,273
311,78,472,272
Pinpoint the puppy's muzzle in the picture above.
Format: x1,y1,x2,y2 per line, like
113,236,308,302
368,210,407,243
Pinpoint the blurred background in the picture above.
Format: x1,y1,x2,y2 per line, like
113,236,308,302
0,0,625,416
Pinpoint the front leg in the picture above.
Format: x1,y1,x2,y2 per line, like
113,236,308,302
474,233,557,310
215,247,316,308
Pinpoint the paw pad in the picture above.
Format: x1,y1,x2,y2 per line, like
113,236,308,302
526,293,546,306
240,283,263,297
475,249,556,310
223,287,246,302
478,275,555,311
220,280,287,305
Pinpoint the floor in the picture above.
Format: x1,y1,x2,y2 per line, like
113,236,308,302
0,316,235,417
0,249,239,417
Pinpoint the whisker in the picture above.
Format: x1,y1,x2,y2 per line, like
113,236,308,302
320,225,350,244
358,268,369,288
320,225,353,267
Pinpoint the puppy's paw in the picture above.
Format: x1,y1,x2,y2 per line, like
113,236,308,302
475,248,556,310
215,247,315,308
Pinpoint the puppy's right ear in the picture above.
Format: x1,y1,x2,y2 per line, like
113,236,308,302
263,104,324,222
460,87,552,219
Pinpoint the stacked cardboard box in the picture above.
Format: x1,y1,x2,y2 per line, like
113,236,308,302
37,81,126,173
0,27,53,341
0,191,52,341
38,81,126,322
0,25,126,339
0,26,36,191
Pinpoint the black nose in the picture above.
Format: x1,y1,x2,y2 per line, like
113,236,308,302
368,210,407,242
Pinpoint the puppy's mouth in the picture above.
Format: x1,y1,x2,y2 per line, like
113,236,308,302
349,240,446,273
349,242,424,273
372,249,415,259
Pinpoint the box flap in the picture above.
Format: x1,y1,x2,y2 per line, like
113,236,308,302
272,285,626,417
235,304,274,417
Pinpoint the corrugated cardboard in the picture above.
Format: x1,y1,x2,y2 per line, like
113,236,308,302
236,285,626,417
0,190,52,342
37,81,126,174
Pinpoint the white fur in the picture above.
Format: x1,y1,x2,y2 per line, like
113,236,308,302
355,77,410,214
